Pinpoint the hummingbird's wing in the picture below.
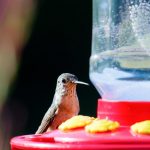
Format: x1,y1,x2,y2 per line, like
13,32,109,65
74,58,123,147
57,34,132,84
35,102,58,134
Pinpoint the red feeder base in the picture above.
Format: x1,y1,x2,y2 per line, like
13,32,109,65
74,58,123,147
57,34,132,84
10,99,150,150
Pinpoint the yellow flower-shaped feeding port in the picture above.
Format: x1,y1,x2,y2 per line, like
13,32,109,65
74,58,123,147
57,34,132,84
131,120,150,134
85,119,120,133
58,115,95,131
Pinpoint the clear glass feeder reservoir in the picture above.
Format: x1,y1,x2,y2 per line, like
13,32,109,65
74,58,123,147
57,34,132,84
90,0,150,101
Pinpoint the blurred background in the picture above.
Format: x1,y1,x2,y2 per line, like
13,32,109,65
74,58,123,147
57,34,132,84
0,0,99,149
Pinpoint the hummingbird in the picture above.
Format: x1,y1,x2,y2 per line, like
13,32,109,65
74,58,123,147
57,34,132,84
35,73,88,134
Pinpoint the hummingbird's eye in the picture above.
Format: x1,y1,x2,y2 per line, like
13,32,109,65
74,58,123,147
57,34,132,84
62,79,67,84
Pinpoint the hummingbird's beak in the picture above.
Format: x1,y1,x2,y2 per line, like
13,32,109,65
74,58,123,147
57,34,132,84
74,81,89,86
